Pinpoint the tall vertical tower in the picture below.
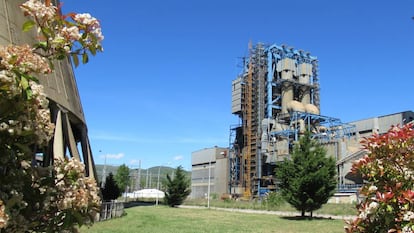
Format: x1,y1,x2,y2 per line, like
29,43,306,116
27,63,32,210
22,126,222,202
230,43,353,198
0,0,97,179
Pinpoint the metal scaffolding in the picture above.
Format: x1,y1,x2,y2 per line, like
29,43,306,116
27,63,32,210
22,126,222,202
230,42,355,198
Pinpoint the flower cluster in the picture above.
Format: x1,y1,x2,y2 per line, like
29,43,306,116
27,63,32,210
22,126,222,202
345,123,414,233
20,0,57,22
0,200,8,229
52,158,101,230
74,13,104,45
54,158,101,214
0,44,51,74
0,69,54,145
0,70,19,97
19,0,104,65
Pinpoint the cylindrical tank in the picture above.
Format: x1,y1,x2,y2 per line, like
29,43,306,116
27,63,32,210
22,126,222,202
278,58,295,114
301,89,311,105
0,0,96,179
298,63,312,84
298,63,312,105
287,100,306,112
305,103,320,115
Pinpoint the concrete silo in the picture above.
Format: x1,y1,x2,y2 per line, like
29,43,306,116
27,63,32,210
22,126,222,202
0,0,97,179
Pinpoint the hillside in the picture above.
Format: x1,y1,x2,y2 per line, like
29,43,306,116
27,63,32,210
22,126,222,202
95,165,191,191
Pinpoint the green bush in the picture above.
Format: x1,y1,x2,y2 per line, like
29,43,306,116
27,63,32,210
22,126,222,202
210,193,218,200
263,192,284,209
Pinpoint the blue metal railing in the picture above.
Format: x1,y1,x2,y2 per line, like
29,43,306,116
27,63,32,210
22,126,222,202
337,184,362,193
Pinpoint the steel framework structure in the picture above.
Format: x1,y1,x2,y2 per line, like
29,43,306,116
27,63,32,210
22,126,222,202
230,43,354,198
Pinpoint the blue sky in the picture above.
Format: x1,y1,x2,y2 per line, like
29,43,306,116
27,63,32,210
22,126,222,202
62,0,414,170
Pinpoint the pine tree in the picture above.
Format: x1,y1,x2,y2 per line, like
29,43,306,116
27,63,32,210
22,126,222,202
275,131,337,217
164,166,191,207
101,172,121,201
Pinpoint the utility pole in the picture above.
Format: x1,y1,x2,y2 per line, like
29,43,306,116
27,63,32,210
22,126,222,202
135,160,141,191
101,150,106,188
207,158,211,208
156,166,161,205
146,169,149,188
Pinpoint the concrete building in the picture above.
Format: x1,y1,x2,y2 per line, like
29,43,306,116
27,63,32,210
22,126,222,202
0,1,96,178
337,111,414,189
191,147,229,199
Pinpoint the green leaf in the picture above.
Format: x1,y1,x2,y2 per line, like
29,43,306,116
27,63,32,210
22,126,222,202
14,142,32,155
34,41,48,51
20,76,29,90
41,27,53,39
82,53,89,64
56,53,66,60
48,60,55,70
89,45,96,56
22,20,36,32
26,89,33,99
72,53,79,67
21,73,39,83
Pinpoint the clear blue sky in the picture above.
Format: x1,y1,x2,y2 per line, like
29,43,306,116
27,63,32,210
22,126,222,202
62,0,414,170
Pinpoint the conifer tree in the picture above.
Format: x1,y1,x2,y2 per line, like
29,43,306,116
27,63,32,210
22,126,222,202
275,131,337,217
101,172,121,201
164,166,191,207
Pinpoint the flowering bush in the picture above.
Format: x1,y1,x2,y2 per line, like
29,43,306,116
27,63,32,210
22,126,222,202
20,0,104,66
345,123,414,233
49,158,101,232
0,0,103,232
54,158,101,213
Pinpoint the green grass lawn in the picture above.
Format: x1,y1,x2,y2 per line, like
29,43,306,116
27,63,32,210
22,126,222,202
183,198,357,216
80,205,350,233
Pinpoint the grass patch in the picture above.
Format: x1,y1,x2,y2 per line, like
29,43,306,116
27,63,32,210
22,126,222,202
80,205,349,233
183,198,357,216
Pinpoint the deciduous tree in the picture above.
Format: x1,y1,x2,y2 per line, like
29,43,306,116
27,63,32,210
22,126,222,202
115,164,130,193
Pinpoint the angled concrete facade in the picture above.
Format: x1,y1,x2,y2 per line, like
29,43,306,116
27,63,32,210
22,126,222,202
0,0,97,179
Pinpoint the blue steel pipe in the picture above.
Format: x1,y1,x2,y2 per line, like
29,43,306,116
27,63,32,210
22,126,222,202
265,45,282,118
266,50,273,118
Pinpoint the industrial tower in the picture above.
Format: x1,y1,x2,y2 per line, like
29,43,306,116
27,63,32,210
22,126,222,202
230,43,354,198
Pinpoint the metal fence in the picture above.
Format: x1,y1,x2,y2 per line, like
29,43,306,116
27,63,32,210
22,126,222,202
99,201,125,221
337,184,363,193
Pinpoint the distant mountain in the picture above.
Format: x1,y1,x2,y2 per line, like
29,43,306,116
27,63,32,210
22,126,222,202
95,165,191,191
95,164,119,182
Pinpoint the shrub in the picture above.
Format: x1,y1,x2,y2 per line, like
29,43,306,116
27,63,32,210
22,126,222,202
345,123,414,233
263,192,285,209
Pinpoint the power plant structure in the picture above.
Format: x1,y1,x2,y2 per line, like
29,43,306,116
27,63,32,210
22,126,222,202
229,43,355,198
0,1,97,179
